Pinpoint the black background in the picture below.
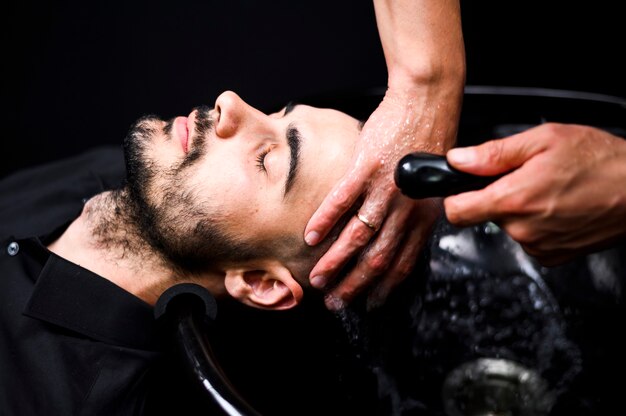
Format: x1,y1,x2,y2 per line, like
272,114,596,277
3,0,625,179
2,2,625,414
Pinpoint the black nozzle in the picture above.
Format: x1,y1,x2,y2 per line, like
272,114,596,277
395,152,501,199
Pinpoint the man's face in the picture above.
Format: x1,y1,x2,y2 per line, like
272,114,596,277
124,91,360,271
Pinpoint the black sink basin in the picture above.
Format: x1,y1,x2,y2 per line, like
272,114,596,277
203,218,625,415
156,87,626,416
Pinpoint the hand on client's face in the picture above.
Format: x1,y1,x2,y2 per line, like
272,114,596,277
303,87,461,311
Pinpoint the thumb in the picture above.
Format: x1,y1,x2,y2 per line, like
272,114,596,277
304,167,367,246
447,130,545,176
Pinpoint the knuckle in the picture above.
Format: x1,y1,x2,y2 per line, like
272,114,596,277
506,224,537,245
540,122,559,133
540,122,568,141
326,183,355,213
393,261,414,280
364,252,389,275
495,188,527,214
506,227,526,243
317,208,339,224
343,284,361,300
484,139,507,165
318,258,341,274
333,191,354,210
396,244,422,278
444,198,463,224
317,249,350,273
497,197,518,215
352,224,372,245
337,279,363,301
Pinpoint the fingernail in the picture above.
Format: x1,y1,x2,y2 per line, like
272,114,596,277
324,294,345,311
310,275,326,289
448,148,475,166
304,231,320,246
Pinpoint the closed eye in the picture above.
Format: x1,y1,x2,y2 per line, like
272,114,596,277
256,149,270,173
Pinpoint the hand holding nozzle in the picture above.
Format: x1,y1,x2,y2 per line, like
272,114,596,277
397,124,626,267
395,152,502,199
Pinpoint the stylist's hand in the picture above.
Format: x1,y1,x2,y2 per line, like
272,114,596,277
305,0,464,310
445,123,626,265
304,87,457,310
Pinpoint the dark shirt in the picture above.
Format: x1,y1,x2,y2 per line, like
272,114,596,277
0,148,163,415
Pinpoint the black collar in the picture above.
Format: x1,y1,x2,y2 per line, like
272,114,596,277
22,238,159,351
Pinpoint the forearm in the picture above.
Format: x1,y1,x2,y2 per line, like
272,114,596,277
373,0,465,153
304,1,466,305
373,0,466,89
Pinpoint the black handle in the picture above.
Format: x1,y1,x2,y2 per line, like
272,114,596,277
395,152,501,199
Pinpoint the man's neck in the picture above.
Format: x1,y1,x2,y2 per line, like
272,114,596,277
47,190,225,305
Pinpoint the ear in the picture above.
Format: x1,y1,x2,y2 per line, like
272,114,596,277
223,260,304,310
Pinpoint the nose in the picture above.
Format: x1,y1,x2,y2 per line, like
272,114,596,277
214,90,269,138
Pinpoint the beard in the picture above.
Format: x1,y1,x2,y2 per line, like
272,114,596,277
119,106,236,273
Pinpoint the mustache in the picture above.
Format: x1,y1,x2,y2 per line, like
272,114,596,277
124,105,215,175
192,105,214,142
170,105,214,172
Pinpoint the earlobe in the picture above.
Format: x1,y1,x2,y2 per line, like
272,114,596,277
224,261,303,310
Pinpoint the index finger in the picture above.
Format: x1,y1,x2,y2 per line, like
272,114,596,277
304,170,367,246
444,189,496,226
444,175,517,226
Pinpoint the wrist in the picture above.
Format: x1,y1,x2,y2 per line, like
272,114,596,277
381,66,465,154
387,59,466,93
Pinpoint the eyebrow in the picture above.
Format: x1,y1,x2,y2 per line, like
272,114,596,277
284,123,301,197
281,103,361,197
